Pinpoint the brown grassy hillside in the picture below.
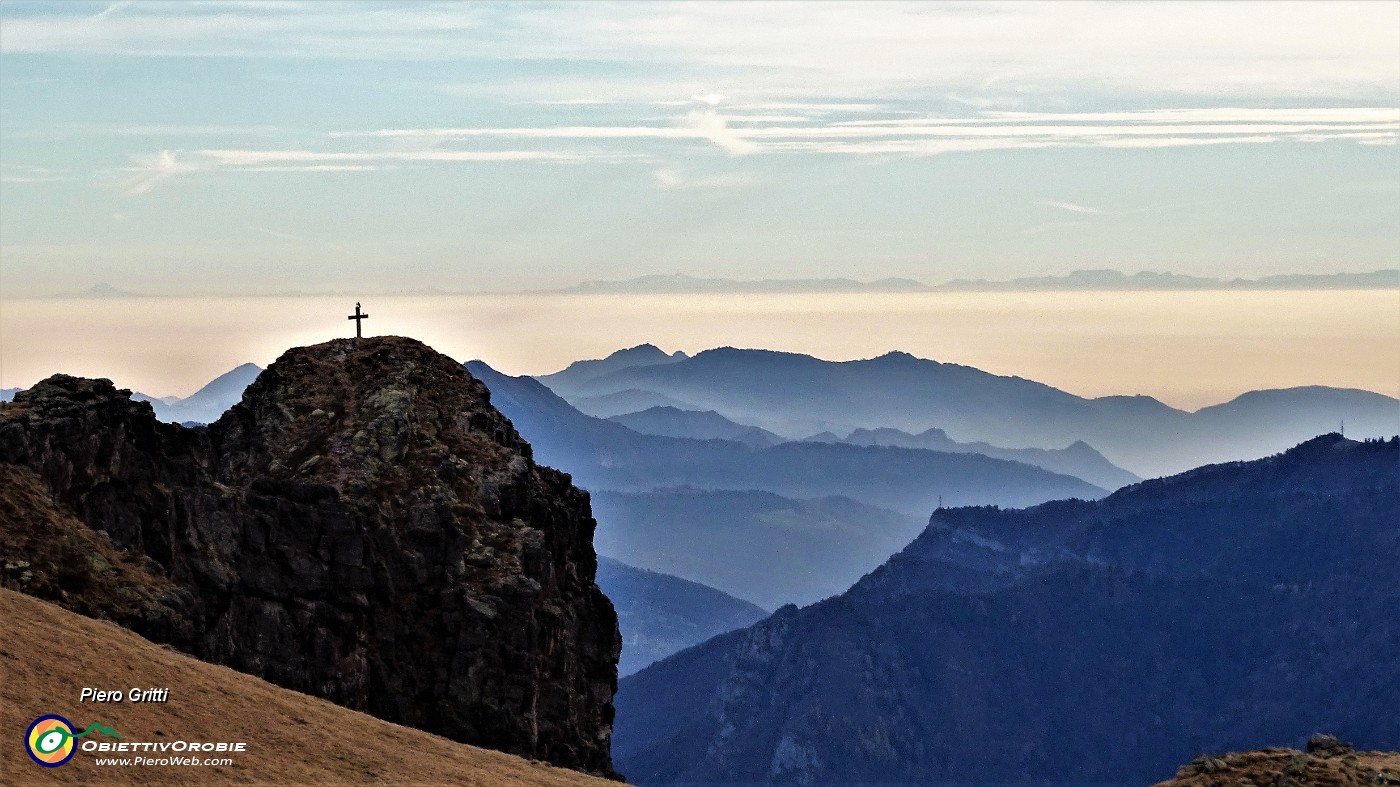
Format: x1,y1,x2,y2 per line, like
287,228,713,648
0,589,613,786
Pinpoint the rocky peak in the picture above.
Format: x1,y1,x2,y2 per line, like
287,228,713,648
213,337,533,487
0,336,621,777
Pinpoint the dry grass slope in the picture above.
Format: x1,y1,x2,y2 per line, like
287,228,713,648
0,589,613,786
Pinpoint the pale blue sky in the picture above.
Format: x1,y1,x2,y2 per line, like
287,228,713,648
2,1,1397,296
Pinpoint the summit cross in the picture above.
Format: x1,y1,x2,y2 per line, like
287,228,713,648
348,302,369,339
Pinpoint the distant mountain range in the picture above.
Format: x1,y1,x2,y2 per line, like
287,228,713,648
939,268,1398,291
614,435,1400,785
468,360,1106,516
71,282,145,298
600,406,1137,503
810,425,1139,491
608,406,785,449
132,362,262,424
4,365,263,424
597,557,768,677
540,345,1398,478
468,360,1100,607
572,389,701,418
548,269,1397,294
17,270,1393,300
556,274,930,294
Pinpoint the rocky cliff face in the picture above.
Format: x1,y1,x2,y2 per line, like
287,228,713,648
0,337,620,777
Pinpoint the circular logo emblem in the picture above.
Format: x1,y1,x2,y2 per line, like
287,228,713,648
26,715,77,767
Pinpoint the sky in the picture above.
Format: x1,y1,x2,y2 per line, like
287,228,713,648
1,1,1398,297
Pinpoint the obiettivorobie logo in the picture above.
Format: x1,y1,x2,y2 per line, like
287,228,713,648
25,713,248,769
25,714,120,767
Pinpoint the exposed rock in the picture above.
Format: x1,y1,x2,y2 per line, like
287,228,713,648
1309,733,1356,756
1154,743,1400,787
0,337,620,777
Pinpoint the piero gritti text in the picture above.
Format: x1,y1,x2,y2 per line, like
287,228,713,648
81,687,170,703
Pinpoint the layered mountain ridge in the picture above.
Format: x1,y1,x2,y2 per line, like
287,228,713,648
615,435,1400,785
540,346,1398,477
467,360,1106,516
466,360,1099,609
598,557,768,677
132,361,263,424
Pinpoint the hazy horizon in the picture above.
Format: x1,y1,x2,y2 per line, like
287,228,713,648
8,266,1397,299
3,290,1396,411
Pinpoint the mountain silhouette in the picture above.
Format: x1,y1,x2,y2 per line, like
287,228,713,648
540,346,1398,478
133,362,263,424
598,557,768,677
819,426,1138,490
615,435,1400,785
572,389,703,418
609,406,783,448
467,360,1101,608
545,344,689,389
467,360,1105,518
556,274,930,295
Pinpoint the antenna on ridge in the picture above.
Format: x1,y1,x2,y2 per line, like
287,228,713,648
1340,418,1345,437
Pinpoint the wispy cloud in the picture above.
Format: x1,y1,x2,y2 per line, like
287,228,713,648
104,101,1397,197
1,166,71,184
121,150,198,195
27,123,286,138
114,146,647,194
90,2,132,21
196,149,613,165
330,106,1397,157
1041,201,1104,215
730,102,886,113
246,225,305,242
680,109,759,155
832,108,1399,127
3,2,1395,102
652,168,763,191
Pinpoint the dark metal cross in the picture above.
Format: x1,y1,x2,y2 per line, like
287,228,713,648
347,302,369,338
